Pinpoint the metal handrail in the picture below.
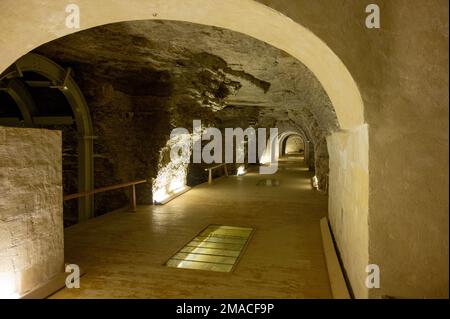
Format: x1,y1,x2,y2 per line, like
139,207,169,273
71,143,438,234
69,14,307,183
63,179,147,212
204,164,228,184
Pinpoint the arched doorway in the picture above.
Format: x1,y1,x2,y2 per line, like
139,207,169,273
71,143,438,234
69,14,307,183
282,134,304,155
0,53,94,222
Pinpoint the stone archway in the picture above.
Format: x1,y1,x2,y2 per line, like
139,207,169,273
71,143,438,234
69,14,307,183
1,53,94,221
0,0,364,130
281,134,304,156
279,132,305,156
262,130,310,165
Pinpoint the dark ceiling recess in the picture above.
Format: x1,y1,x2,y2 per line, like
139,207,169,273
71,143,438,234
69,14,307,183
26,86,73,116
0,71,75,120
0,91,22,118
22,71,48,82
22,71,73,116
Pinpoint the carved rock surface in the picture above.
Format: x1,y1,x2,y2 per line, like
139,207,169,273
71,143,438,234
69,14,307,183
33,20,337,214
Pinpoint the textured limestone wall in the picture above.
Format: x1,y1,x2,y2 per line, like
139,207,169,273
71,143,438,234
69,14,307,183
327,125,369,298
0,126,64,297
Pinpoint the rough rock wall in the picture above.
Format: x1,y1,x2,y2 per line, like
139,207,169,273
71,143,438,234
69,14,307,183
78,71,170,211
40,48,239,210
33,20,338,205
0,126,64,296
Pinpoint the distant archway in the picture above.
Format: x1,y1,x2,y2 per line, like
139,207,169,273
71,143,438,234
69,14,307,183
261,130,311,166
282,134,304,155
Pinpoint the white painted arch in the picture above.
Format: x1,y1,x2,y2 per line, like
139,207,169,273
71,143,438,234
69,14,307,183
0,0,364,130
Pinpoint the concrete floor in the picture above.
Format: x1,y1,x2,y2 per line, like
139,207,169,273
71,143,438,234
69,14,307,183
51,156,332,298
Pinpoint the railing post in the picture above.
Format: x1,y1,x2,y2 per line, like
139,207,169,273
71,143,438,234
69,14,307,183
208,169,212,184
129,184,136,212
224,164,228,176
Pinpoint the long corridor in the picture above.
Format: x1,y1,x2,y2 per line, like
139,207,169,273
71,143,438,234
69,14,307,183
51,155,331,298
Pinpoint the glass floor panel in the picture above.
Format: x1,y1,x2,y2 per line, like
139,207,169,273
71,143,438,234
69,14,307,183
173,252,237,264
194,236,248,245
180,246,241,257
166,225,254,273
166,259,234,273
186,240,244,251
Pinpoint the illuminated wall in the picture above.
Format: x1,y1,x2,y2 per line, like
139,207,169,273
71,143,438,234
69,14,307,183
0,126,64,298
327,124,369,298
152,133,192,203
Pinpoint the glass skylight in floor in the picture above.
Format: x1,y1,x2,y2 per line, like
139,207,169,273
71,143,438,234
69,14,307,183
166,225,254,273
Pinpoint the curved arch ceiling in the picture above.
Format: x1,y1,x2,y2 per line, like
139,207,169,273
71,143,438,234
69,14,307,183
33,20,338,141
0,0,364,130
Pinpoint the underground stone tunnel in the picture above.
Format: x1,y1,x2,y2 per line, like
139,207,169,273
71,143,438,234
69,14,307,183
0,0,447,301
9,20,337,225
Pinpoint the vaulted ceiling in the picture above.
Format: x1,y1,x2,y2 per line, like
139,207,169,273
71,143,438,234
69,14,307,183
33,20,339,142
